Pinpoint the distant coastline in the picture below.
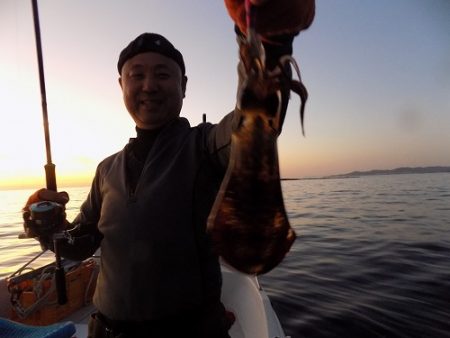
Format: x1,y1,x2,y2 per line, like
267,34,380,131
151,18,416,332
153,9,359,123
282,166,450,181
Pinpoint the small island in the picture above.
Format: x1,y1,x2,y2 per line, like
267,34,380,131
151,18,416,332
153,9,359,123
281,166,450,181
323,166,450,179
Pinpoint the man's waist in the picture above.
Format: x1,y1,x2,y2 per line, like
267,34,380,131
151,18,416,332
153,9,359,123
96,310,198,331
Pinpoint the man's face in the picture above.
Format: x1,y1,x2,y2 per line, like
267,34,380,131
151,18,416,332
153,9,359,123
119,52,187,130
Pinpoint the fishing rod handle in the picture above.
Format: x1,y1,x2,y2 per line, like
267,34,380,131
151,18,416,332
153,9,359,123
53,238,68,305
45,163,57,191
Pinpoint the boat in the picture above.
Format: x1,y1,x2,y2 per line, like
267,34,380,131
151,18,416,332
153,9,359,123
0,256,288,338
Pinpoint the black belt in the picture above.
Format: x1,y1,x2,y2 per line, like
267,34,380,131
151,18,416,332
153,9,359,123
92,311,199,338
90,302,232,338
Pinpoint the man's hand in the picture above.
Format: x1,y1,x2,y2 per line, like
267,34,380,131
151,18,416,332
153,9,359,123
23,188,69,209
224,0,315,40
22,189,70,239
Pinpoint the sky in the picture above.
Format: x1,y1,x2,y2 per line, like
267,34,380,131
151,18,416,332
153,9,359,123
0,0,449,189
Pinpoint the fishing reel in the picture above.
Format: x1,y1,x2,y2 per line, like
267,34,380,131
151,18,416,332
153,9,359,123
21,200,69,304
21,201,66,239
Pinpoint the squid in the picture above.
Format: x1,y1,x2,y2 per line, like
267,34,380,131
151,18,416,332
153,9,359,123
207,22,308,275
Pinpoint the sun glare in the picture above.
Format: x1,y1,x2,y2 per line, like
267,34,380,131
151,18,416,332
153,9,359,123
0,64,103,190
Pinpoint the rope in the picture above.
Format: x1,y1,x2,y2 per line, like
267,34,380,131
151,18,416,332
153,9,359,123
9,265,57,319
8,250,48,280
83,261,99,305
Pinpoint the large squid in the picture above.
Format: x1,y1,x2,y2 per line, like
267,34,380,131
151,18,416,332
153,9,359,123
207,6,310,275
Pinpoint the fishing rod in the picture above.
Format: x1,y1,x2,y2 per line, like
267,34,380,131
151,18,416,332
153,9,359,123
31,0,55,191
31,0,67,305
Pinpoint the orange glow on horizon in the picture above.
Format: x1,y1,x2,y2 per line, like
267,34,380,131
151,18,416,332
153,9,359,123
0,174,93,191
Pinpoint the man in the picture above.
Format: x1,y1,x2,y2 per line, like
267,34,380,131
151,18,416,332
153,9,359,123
23,1,314,337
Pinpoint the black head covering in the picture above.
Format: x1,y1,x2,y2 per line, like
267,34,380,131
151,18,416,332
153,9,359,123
117,33,185,75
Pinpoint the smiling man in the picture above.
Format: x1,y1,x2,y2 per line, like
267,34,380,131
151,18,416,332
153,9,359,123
81,33,237,337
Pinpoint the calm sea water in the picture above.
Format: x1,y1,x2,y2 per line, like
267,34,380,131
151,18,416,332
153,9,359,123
1,173,449,337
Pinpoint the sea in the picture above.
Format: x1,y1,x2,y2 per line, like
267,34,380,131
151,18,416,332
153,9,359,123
1,173,449,337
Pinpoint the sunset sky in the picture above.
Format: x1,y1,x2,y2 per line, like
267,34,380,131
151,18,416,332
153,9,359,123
1,0,449,189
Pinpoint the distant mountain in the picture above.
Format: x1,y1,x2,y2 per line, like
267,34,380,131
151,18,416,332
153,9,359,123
324,166,450,179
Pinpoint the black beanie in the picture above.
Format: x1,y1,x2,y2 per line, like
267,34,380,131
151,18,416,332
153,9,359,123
117,33,185,75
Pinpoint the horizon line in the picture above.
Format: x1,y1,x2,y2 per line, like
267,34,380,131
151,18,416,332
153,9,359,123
1,165,449,191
